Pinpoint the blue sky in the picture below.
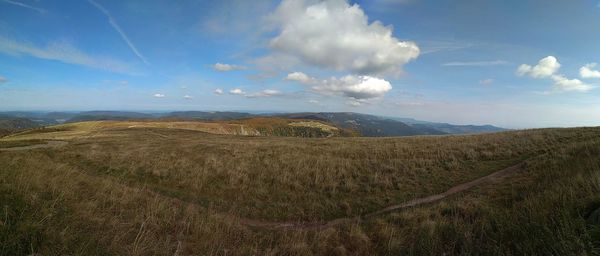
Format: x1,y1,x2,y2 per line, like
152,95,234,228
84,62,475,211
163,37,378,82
1,0,600,128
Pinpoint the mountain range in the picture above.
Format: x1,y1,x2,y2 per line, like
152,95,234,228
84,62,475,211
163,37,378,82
0,111,507,137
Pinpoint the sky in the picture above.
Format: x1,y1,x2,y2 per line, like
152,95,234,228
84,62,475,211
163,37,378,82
1,0,600,128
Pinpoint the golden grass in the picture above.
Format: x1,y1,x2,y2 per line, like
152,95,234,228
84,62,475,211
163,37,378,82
1,119,345,141
288,121,338,132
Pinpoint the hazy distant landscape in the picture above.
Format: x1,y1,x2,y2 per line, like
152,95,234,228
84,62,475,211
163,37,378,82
0,111,506,138
2,0,600,255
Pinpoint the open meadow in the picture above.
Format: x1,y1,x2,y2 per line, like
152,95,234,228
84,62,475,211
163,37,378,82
1,122,599,255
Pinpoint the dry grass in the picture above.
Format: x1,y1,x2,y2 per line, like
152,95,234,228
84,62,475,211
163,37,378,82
1,118,346,141
1,124,599,255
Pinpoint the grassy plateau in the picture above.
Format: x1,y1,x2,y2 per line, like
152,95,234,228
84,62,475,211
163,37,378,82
0,121,599,255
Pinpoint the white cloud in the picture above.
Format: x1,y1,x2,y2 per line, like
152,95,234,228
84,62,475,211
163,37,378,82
229,88,245,95
214,88,224,95
268,0,419,75
580,63,600,79
1,0,45,13
517,56,594,93
88,0,148,65
419,40,474,55
374,0,415,4
443,60,509,67
394,101,425,107
0,76,6,84
183,95,193,100
227,88,282,98
479,78,494,85
285,71,313,83
286,71,392,100
517,56,560,78
347,100,363,107
308,99,320,104
153,93,165,98
213,63,246,72
550,75,593,92
245,89,282,98
0,36,134,74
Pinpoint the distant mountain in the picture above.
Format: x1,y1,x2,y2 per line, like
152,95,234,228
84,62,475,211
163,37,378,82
0,111,66,125
66,111,155,123
277,112,447,137
0,111,507,137
0,116,40,136
164,111,254,120
390,117,507,134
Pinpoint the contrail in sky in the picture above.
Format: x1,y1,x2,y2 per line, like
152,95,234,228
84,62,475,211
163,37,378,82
88,0,149,65
1,0,46,13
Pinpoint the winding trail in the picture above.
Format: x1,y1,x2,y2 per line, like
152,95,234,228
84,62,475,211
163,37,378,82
0,140,68,152
237,162,525,230
0,138,526,231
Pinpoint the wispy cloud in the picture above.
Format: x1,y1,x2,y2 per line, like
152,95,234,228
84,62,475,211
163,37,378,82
0,36,134,74
87,0,148,65
226,88,282,98
212,63,246,72
479,78,494,85
153,93,165,98
0,76,7,84
229,88,245,95
245,89,282,98
1,0,45,13
419,41,474,55
443,60,509,66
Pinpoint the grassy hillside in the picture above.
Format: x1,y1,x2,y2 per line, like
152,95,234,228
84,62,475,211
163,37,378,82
1,118,350,141
0,126,599,255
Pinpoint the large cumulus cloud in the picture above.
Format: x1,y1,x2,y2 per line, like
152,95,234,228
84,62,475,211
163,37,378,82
269,0,419,75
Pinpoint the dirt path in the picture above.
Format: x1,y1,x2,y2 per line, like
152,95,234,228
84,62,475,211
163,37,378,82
238,162,525,230
0,141,68,152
